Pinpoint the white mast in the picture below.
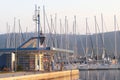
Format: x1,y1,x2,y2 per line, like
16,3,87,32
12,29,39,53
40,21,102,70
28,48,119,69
50,15,54,47
114,15,117,59
18,19,22,46
6,23,10,48
25,27,28,40
85,18,88,60
59,19,63,60
74,16,77,56
79,33,86,56
101,14,105,59
43,5,46,47
60,19,63,49
94,16,98,60
54,14,57,47
13,17,16,48
43,5,45,34
65,16,67,60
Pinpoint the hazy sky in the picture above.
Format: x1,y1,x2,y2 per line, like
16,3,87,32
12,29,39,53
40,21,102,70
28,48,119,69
0,0,120,34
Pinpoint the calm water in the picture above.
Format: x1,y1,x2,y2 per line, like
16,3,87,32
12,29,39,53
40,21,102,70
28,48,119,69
79,70,120,80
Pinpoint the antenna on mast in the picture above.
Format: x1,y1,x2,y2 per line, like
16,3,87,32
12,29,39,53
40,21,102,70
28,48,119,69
33,5,41,48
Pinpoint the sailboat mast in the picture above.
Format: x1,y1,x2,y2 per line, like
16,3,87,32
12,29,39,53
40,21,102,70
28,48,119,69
101,14,105,58
60,19,63,60
65,16,67,50
85,18,88,60
54,14,57,47
43,5,45,34
101,14,105,52
50,15,54,47
114,15,117,59
94,16,98,60
65,16,67,60
74,16,77,55
60,19,62,47
6,23,10,48
18,19,22,46
13,17,16,48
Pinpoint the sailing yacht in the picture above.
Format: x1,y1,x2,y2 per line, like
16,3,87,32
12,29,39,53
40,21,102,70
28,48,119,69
78,15,120,70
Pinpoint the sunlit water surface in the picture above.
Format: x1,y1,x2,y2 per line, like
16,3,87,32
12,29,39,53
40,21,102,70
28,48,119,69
79,70,120,80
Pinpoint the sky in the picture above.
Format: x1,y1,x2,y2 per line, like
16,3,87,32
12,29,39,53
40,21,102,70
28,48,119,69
0,0,120,34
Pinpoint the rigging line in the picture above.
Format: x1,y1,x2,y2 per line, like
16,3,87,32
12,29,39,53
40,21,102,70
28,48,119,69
52,14,60,62
43,5,45,34
79,34,86,56
104,18,114,54
60,19,63,49
53,14,58,48
50,15,54,33
101,14,105,50
96,20,103,49
10,17,16,48
50,15,56,47
18,19,25,43
45,13,55,47
50,15,58,35
116,18,120,44
116,19,120,56
95,17,105,56
50,15,54,47
87,20,94,57
101,16,114,53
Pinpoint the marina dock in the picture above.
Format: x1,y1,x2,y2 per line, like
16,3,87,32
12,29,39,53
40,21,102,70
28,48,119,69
0,70,79,80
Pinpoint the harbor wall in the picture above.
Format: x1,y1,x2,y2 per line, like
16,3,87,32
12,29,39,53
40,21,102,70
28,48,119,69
0,69,79,80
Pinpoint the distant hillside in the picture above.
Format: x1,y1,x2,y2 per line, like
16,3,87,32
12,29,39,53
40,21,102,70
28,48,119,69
0,31,120,56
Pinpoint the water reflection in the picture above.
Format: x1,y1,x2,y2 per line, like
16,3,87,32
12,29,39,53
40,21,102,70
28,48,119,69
79,70,120,80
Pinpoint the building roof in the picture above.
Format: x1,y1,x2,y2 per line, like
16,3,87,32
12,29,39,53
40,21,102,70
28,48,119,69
0,36,74,54
0,47,73,54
